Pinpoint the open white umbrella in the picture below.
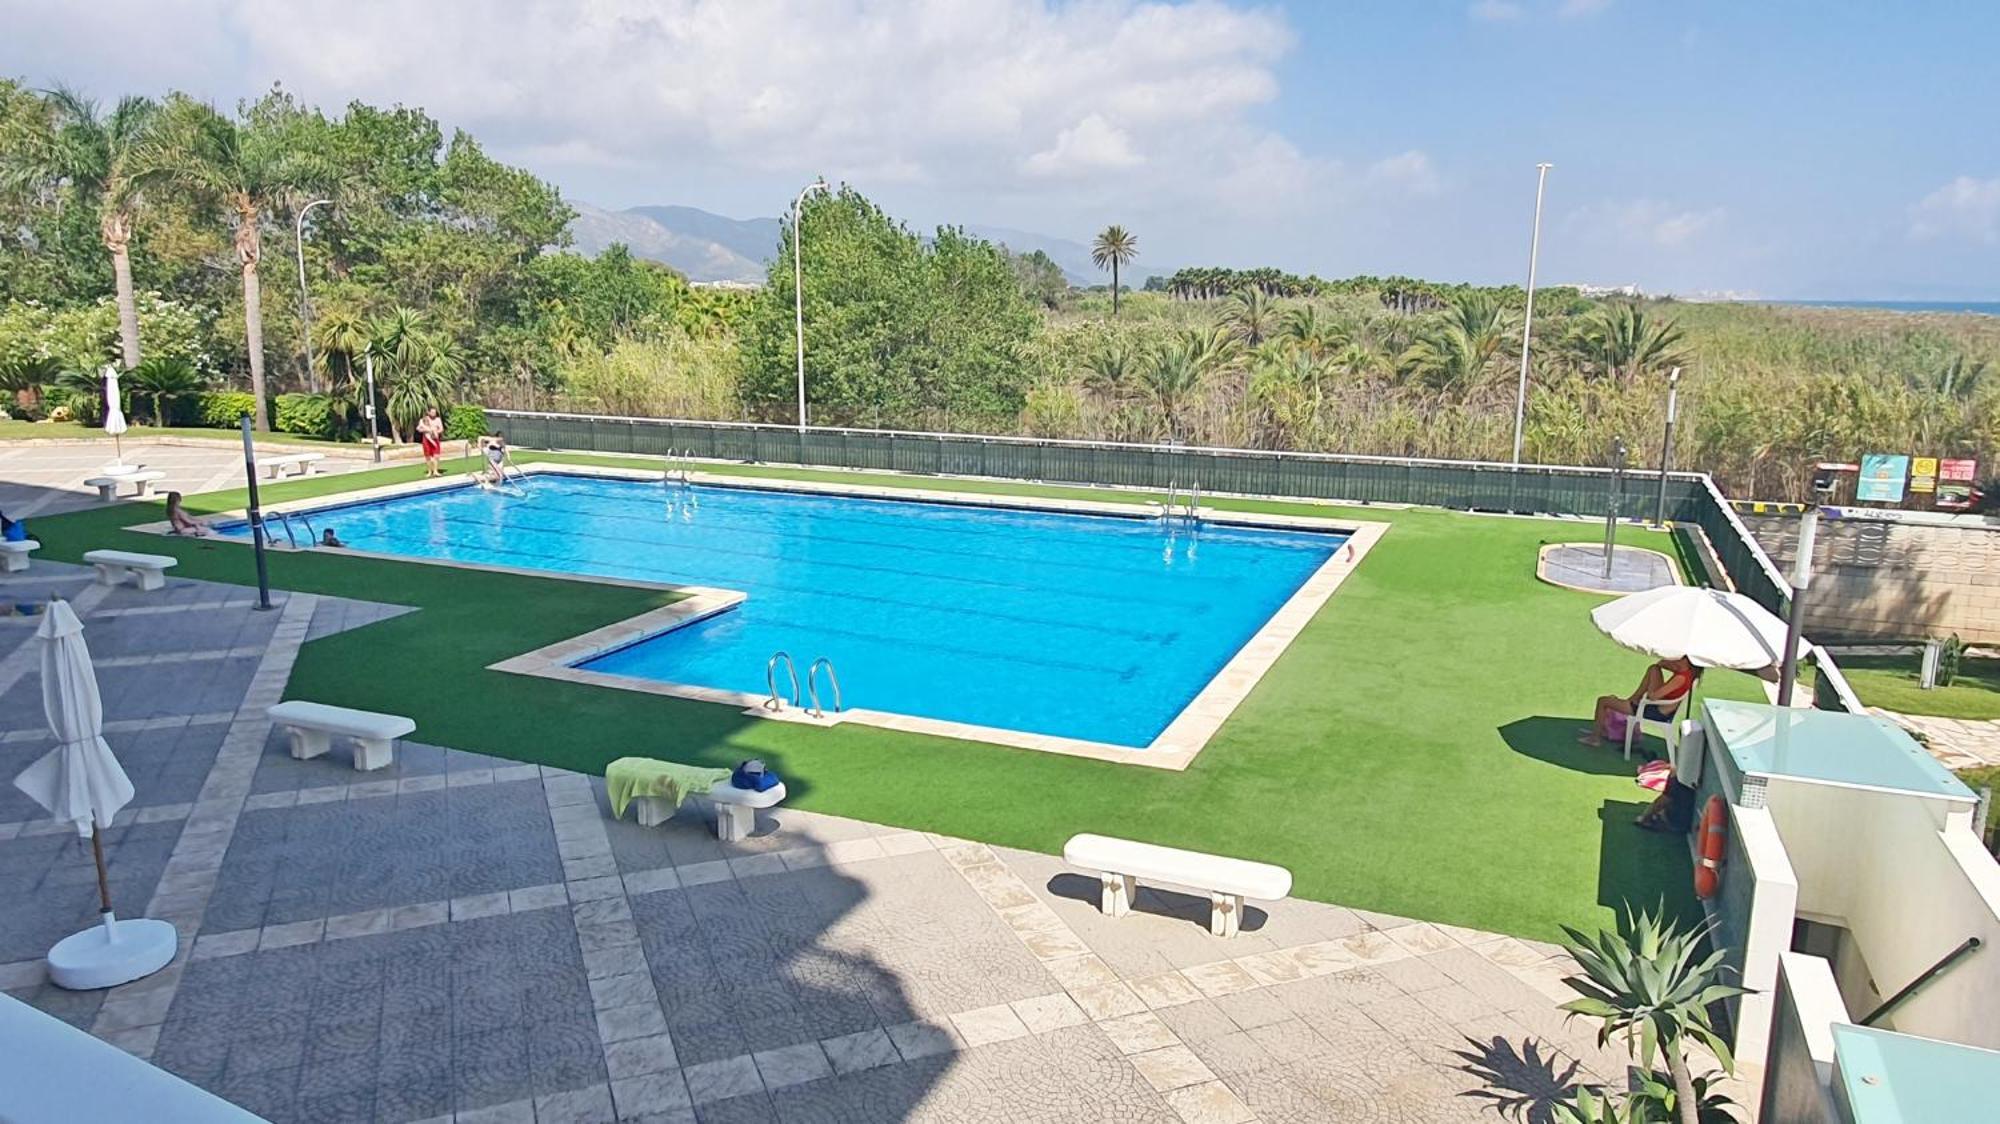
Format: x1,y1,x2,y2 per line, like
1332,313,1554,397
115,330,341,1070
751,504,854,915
1590,585,1801,670
101,364,129,466
11,599,176,990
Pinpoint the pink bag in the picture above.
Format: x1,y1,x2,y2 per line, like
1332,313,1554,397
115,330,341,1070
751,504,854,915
1605,710,1631,745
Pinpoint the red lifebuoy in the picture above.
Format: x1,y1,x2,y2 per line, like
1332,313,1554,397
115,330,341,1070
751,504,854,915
1694,795,1727,899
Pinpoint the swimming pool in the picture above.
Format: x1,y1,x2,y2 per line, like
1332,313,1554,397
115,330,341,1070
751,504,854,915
228,474,1350,748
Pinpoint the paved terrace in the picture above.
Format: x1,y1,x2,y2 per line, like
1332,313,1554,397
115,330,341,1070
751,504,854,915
0,437,378,520
0,562,1634,1123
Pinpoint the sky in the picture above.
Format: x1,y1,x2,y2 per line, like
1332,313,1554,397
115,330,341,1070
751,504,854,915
4,0,1996,299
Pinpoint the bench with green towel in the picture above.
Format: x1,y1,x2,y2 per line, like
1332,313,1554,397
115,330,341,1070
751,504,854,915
606,758,733,821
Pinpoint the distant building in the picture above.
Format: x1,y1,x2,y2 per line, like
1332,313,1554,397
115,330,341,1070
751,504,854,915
1568,282,1648,299
691,279,764,291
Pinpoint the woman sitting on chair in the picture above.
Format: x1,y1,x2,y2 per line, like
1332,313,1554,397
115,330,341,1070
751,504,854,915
1579,655,1699,748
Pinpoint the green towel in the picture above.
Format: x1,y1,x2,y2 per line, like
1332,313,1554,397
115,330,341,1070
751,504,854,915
605,757,732,819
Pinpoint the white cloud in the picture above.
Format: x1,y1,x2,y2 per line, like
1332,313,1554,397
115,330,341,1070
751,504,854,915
3,0,1300,211
1024,115,1141,179
1909,176,2000,244
1570,199,1724,249
1468,1,1524,21
1365,151,1442,196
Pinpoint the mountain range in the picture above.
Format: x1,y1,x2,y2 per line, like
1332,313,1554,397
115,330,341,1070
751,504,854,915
567,202,1170,288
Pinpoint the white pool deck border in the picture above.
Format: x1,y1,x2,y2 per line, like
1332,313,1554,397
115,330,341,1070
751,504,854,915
136,461,1387,770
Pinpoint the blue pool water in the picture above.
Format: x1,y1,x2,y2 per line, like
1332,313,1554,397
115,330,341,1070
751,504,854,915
236,476,1346,746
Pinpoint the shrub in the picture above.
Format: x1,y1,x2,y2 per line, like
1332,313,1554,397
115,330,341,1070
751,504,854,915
1939,633,1964,688
444,404,487,441
197,391,259,429
273,393,338,440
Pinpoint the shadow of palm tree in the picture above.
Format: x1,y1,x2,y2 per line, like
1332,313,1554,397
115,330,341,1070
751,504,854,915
1453,1034,1593,1124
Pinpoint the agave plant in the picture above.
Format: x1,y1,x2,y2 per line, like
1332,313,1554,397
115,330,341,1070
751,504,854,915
1560,905,1746,1124
1554,1085,1646,1124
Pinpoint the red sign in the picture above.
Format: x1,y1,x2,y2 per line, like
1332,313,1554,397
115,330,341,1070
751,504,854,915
1941,458,1979,481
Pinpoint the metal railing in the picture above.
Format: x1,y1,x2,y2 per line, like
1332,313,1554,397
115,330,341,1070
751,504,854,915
807,657,844,718
765,652,800,711
489,409,1852,714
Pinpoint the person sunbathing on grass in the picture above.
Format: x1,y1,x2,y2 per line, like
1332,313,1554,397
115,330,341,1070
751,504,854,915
165,491,209,537
1578,655,1698,747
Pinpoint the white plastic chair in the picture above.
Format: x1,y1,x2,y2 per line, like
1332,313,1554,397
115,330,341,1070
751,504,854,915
1622,693,1689,761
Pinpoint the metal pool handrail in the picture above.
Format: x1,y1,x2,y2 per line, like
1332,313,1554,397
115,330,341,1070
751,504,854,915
807,658,844,718
766,652,800,711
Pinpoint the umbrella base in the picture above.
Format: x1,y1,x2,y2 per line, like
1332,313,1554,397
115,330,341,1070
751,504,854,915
47,915,177,991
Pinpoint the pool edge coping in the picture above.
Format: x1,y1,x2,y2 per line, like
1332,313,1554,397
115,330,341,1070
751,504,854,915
148,461,1389,770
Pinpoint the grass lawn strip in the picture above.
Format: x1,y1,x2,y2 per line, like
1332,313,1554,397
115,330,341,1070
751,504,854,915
17,449,1737,942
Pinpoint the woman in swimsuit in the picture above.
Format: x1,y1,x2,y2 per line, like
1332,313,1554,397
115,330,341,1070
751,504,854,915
1579,656,1699,747
416,407,445,477
165,491,208,537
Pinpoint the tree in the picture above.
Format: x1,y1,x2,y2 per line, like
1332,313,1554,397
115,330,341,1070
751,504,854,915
1569,303,1690,384
742,187,1037,427
1137,328,1232,440
1221,287,1276,347
1081,341,1134,400
1006,248,1068,311
1398,293,1508,400
1091,225,1137,316
1561,906,1745,1124
130,94,328,428
1,88,156,370
123,355,203,425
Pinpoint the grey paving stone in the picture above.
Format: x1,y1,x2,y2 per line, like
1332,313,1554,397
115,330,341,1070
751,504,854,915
683,1055,760,1105
821,1028,900,1075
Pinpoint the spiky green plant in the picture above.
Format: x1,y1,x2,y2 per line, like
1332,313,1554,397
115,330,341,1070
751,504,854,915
1560,905,1747,1124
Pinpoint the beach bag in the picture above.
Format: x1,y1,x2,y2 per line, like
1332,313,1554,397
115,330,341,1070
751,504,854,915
732,759,778,792
1604,710,1631,745
2,521,25,542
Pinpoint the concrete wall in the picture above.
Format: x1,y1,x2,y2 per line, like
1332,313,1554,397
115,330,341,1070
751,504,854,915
1743,510,2000,643
1762,785,2000,1048
1757,953,1848,1124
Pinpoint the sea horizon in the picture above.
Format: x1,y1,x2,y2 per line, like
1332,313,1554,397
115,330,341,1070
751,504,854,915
1750,298,2000,316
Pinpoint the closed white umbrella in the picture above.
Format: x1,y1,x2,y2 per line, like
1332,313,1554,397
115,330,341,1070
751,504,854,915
1590,585,1801,671
101,364,129,466
11,599,176,990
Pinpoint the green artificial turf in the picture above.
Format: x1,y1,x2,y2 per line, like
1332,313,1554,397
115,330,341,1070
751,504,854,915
1836,652,2000,720
18,449,1746,941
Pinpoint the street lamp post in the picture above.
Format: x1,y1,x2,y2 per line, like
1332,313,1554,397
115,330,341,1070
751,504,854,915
363,349,381,464
792,178,830,433
1510,162,1553,467
1776,505,1820,707
294,198,333,393
1654,366,1681,526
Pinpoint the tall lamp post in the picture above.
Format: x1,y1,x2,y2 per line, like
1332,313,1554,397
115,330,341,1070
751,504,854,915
1510,162,1553,467
792,178,830,433
294,198,333,392
1654,366,1681,526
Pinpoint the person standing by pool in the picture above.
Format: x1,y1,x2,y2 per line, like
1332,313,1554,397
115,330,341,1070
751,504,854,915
416,406,445,477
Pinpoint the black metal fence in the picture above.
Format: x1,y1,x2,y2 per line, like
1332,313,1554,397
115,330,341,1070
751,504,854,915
488,408,1838,706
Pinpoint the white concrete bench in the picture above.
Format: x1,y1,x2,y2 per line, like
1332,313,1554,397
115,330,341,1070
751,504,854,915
267,700,415,771
82,549,176,591
0,540,38,573
83,470,165,502
257,452,326,479
1063,833,1292,938
633,779,788,841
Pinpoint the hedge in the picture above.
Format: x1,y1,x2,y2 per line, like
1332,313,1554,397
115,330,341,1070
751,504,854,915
273,393,338,440
445,404,487,441
197,391,259,429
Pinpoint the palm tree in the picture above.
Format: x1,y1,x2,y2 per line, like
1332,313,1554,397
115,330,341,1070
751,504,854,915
1,88,157,369
1080,341,1134,400
1397,294,1509,401
1091,225,1138,316
130,95,324,430
372,307,453,443
1278,305,1349,360
1137,328,1233,440
1221,288,1276,347
1561,906,1745,1124
1570,303,1690,384
123,356,204,426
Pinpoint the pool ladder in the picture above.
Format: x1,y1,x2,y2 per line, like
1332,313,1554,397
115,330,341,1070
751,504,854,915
263,510,317,549
664,448,694,485
807,658,844,718
765,651,800,711
1156,478,1200,526
764,651,845,717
